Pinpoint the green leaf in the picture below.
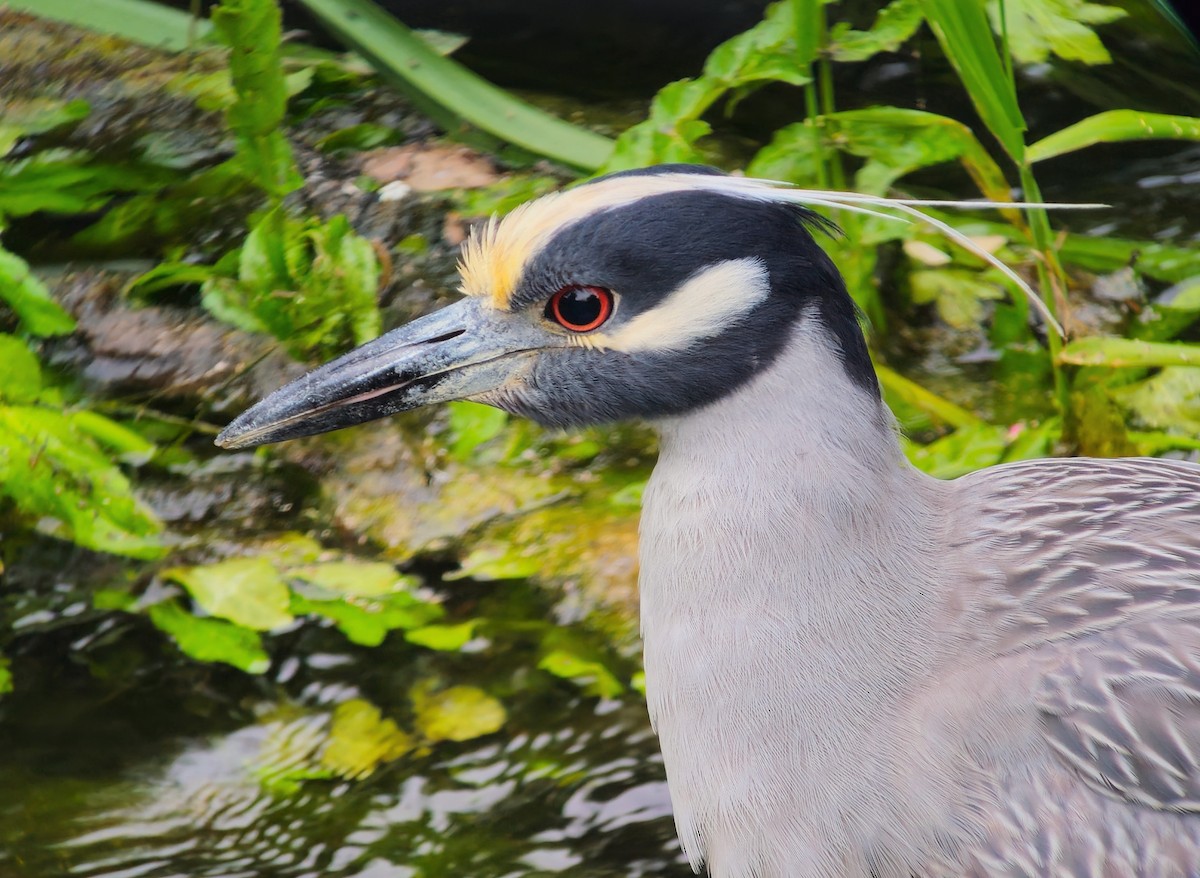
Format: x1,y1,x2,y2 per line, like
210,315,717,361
603,79,718,170
2,0,213,52
291,591,444,647
840,108,1011,199
990,0,1126,65
829,0,925,62
0,248,76,336
449,543,540,581
290,560,413,597
166,557,295,631
148,600,270,673
68,411,155,464
905,424,1009,478
539,649,624,699
321,698,414,778
404,621,477,651
876,365,985,429
1114,367,1200,435
0,335,43,404
910,268,1004,329
447,401,509,460
0,406,163,557
0,152,168,219
921,0,1026,162
0,655,12,698
205,209,381,359
412,683,506,743
1028,110,1200,163
1060,338,1200,368
211,0,304,198
295,0,612,170
605,1,808,171
703,0,813,88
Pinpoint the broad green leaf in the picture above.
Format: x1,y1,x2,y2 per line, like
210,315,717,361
3,0,213,51
910,268,1004,330
830,0,924,62
1130,431,1200,455
1060,338,1200,368
1114,367,1200,435
604,1,806,171
990,0,1125,65
320,699,414,778
1162,277,1200,313
125,262,216,299
68,411,155,464
0,248,76,336
148,601,270,673
291,591,444,646
0,334,43,404
0,655,11,698
842,108,1010,199
412,683,505,743
291,560,412,597
0,406,162,557
1028,111,1200,163
296,0,612,170
404,621,477,651
749,108,1011,201
630,671,646,696
921,0,1025,162
603,79,717,171
449,543,540,581
539,649,624,698
746,123,821,184
166,557,295,631
930,216,1200,284
703,0,813,88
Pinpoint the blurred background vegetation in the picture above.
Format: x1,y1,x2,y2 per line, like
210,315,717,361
0,0,1198,874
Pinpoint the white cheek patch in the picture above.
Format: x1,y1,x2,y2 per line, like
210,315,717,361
600,257,771,353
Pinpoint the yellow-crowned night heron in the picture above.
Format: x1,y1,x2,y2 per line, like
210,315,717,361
218,165,1200,877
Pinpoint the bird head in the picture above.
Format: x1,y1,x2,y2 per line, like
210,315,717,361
215,164,877,449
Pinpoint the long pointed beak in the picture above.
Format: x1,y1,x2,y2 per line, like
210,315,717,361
216,298,544,449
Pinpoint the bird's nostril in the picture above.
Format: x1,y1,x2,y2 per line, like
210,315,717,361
421,329,466,345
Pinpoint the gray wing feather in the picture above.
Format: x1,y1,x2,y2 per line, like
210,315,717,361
1036,624,1200,811
965,457,1200,815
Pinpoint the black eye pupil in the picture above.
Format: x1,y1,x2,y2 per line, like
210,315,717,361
558,289,601,326
547,285,612,331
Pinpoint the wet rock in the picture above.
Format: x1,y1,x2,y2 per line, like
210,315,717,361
47,270,302,415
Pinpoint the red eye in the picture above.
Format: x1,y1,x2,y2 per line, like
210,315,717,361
547,285,613,332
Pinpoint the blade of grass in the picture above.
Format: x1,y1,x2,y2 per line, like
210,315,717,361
1060,338,1200,368
876,365,985,429
920,0,1025,162
294,0,613,170
5,0,211,51
1028,110,1200,162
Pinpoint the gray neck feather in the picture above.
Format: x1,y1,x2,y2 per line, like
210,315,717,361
638,317,960,877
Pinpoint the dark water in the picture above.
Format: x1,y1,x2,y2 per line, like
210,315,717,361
0,559,686,878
